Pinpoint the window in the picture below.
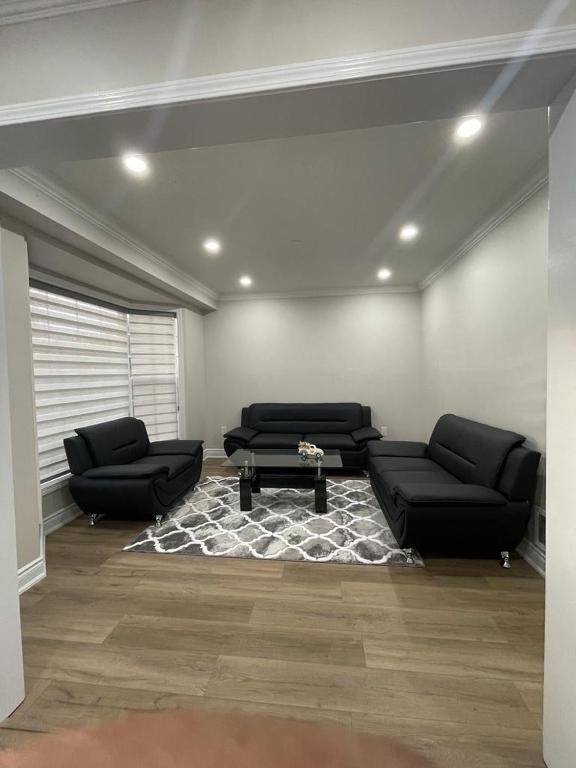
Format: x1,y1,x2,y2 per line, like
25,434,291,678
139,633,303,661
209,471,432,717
30,286,179,484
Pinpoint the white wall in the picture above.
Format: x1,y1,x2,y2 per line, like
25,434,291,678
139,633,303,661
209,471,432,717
178,307,207,441
204,293,423,449
421,187,548,507
0,225,25,720
0,227,43,569
1,0,575,106
543,83,576,768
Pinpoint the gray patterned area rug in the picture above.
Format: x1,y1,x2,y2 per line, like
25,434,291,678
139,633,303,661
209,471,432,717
124,476,424,567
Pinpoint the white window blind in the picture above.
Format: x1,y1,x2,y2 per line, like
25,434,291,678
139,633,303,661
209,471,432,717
30,287,131,482
128,314,179,442
30,286,179,484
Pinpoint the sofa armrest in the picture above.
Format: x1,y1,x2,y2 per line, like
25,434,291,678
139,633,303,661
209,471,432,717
368,441,429,458
148,439,203,457
351,427,382,443
394,483,507,506
223,426,258,444
82,464,169,480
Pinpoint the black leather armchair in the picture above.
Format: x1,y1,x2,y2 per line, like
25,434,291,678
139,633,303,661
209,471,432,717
64,417,203,525
368,414,540,565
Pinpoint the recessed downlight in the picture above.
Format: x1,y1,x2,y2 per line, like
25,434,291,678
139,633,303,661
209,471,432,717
202,238,222,255
121,153,149,176
454,115,484,141
398,223,419,242
239,275,253,287
377,268,392,281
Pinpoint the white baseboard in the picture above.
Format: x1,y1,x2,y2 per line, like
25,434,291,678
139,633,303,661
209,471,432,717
204,448,226,459
43,502,82,536
18,556,46,594
517,538,546,577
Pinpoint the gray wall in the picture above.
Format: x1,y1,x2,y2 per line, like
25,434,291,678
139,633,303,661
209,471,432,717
421,187,548,507
179,307,207,441
204,292,423,448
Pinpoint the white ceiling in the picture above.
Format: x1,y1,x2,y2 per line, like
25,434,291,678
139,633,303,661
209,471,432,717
37,108,548,295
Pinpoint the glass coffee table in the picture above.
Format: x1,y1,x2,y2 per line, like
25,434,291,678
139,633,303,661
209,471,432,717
223,449,343,514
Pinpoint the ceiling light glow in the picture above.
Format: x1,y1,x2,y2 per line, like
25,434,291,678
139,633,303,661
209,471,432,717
121,153,149,176
377,268,392,281
399,223,419,242
455,115,484,140
202,238,222,255
239,275,253,287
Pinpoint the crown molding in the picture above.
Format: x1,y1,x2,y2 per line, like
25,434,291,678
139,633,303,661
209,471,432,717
420,164,549,291
3,167,218,308
0,0,143,26
1,25,576,126
218,285,419,303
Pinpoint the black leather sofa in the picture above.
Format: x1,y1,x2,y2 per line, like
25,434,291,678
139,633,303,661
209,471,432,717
64,417,203,525
223,403,382,469
368,414,540,563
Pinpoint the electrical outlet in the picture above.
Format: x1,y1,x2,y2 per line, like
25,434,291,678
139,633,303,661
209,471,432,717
380,425,389,438
220,426,228,435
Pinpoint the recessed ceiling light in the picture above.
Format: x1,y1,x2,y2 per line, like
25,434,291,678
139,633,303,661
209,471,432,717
399,223,419,242
239,275,253,287
202,238,222,255
377,268,392,281
121,153,149,176
454,115,484,141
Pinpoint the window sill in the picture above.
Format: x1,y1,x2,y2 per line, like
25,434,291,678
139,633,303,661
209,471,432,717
41,475,71,496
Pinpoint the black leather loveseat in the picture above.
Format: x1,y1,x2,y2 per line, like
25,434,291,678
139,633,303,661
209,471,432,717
223,403,381,469
64,417,203,525
368,414,540,564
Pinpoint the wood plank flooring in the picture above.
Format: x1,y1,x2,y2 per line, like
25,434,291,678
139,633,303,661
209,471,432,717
0,460,545,767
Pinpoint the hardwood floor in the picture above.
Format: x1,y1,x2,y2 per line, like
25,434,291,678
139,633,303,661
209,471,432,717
1,460,545,767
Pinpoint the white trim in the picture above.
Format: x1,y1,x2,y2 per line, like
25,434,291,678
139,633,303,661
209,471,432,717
40,474,70,495
43,502,82,536
219,285,419,302
518,537,546,577
1,168,217,309
0,0,143,26
1,26,576,126
17,555,46,594
420,167,549,290
204,448,226,460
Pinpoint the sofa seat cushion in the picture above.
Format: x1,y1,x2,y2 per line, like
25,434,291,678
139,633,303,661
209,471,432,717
248,433,302,449
368,441,428,459
370,457,442,474
394,483,508,506
379,469,460,492
304,433,358,451
134,454,195,480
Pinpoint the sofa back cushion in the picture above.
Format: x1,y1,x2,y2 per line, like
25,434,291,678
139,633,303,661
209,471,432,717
428,414,525,488
75,417,150,467
246,403,363,434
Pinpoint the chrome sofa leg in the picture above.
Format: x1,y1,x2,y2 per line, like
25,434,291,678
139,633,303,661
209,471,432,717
89,513,98,526
155,514,163,527
500,550,511,569
405,547,415,565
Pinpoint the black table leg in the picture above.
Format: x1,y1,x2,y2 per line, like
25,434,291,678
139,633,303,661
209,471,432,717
314,470,327,514
239,470,253,511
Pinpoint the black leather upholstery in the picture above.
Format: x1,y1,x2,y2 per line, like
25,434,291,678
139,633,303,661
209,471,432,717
64,417,203,521
224,403,381,468
368,414,539,556
76,417,150,467
428,414,524,487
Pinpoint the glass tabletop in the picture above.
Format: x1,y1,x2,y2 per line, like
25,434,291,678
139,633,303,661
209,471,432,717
223,448,343,469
